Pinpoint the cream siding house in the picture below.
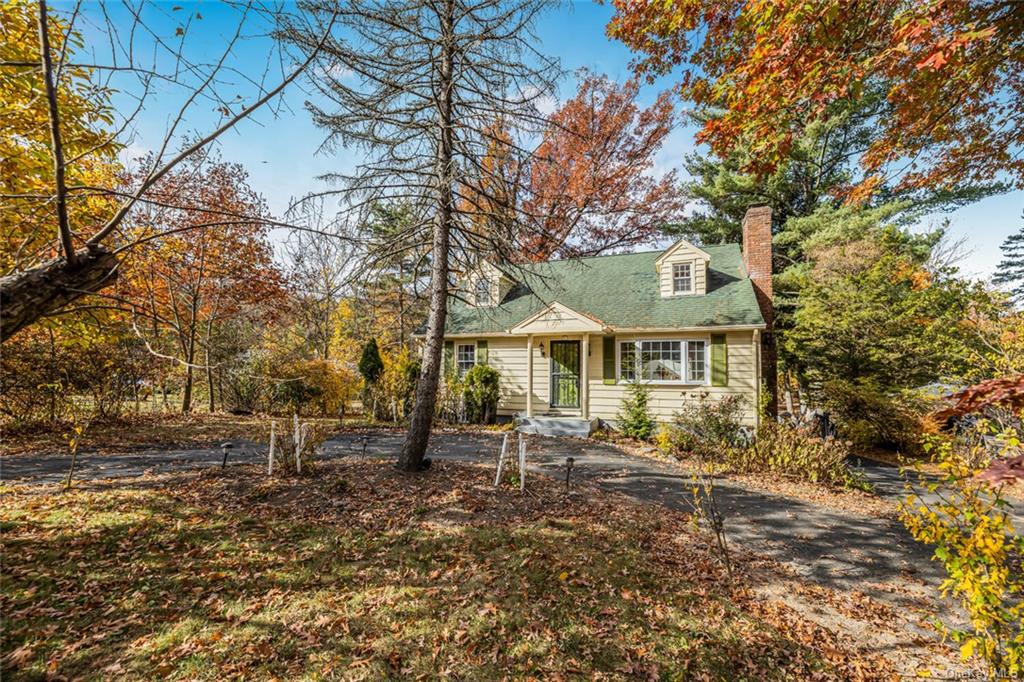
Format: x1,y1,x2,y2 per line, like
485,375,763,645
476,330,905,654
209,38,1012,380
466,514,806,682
438,207,775,436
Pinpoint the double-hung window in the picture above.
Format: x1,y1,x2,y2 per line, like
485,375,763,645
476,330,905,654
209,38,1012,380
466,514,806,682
672,262,693,294
456,343,476,376
618,339,708,384
686,340,707,383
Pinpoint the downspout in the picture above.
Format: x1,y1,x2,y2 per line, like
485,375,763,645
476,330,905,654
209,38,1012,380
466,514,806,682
753,329,761,433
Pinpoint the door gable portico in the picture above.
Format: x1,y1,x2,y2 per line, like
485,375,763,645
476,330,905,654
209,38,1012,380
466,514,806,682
509,301,606,335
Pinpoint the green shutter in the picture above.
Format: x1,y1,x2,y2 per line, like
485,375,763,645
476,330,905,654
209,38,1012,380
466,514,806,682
711,334,728,387
443,340,454,377
602,336,616,385
476,339,488,365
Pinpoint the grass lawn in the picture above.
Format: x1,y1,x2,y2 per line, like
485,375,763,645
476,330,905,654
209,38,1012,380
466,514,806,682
1,459,893,680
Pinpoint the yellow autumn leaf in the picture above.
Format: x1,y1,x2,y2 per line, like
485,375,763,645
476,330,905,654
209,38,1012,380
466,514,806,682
558,571,568,581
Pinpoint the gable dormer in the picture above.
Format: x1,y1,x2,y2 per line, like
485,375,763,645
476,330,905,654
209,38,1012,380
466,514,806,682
654,239,710,297
464,261,515,308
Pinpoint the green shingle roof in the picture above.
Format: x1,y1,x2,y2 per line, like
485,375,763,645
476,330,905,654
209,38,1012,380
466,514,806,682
444,245,765,335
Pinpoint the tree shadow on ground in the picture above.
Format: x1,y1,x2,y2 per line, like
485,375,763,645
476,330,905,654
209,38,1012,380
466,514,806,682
1,462,886,680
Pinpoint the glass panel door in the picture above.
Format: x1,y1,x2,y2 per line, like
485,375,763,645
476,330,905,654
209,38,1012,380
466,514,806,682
550,340,580,408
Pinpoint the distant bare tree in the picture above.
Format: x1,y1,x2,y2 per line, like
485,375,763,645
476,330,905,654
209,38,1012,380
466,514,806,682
282,0,559,471
282,198,355,360
0,1,337,341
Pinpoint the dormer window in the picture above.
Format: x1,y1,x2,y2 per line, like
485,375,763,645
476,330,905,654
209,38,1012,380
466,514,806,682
672,263,693,294
474,278,492,306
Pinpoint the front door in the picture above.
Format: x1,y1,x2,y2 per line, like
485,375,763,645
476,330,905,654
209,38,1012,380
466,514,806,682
550,340,581,409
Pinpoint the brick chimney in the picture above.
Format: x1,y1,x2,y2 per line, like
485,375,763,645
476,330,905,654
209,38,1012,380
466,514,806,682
741,204,777,417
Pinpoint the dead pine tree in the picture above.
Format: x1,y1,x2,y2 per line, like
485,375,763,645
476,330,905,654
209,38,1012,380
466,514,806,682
282,0,559,471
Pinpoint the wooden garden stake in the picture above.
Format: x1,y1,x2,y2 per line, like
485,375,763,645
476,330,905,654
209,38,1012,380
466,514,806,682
293,414,302,475
495,433,509,486
518,437,526,492
268,421,276,475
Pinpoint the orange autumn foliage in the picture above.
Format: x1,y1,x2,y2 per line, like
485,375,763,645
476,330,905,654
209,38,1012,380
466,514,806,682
607,0,1024,199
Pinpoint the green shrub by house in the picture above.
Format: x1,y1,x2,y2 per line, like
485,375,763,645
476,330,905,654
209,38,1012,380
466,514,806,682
618,380,656,440
463,364,500,424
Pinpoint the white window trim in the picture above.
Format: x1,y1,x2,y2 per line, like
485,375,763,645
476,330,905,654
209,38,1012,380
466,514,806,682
615,337,711,386
672,262,694,295
456,342,477,376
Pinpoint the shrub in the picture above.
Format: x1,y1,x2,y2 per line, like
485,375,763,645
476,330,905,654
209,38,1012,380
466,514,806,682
435,372,466,423
737,421,864,488
222,350,274,413
821,379,933,454
274,376,323,415
463,364,500,424
358,339,385,384
654,423,674,456
358,339,386,420
670,393,747,458
659,393,863,488
372,348,420,421
294,359,360,417
902,426,1023,677
618,380,656,440
269,415,328,475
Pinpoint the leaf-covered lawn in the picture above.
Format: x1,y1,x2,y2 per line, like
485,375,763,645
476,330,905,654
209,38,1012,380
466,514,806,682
2,460,891,680
0,412,280,457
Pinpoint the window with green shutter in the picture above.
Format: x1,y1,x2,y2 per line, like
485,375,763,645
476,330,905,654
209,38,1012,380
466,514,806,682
710,334,728,387
476,339,488,365
602,336,616,385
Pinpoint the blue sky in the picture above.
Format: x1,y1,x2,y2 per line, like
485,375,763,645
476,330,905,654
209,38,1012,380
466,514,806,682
71,1,1021,280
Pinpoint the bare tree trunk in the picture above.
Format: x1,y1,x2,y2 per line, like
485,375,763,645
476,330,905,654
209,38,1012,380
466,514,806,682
181,326,197,413
398,0,455,472
47,326,57,421
398,260,406,348
206,347,215,413
182,365,194,413
205,315,215,413
0,246,118,342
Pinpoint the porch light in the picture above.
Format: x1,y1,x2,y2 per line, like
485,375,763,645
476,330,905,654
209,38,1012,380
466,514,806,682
539,342,546,357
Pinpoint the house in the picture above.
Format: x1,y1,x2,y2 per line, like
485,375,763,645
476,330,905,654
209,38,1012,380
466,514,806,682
440,205,776,436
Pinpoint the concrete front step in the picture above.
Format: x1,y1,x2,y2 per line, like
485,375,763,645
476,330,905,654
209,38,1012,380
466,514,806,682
516,415,599,437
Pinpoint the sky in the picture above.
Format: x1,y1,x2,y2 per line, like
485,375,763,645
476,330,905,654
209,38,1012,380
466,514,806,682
69,0,1022,282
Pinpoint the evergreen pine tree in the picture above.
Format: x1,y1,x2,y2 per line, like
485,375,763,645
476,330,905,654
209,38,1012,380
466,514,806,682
358,339,384,385
617,380,656,441
993,219,1024,303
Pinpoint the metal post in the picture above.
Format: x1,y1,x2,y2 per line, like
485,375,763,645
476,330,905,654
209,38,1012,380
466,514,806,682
565,456,575,492
220,442,233,469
